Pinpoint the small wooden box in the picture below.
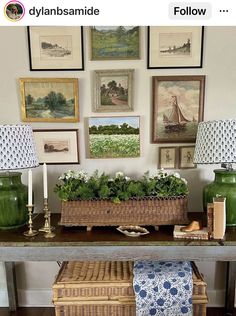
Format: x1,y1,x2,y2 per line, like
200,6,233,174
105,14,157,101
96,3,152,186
53,261,208,316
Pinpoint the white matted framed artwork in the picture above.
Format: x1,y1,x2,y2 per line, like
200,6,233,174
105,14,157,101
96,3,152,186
33,129,79,164
148,26,204,69
27,26,84,71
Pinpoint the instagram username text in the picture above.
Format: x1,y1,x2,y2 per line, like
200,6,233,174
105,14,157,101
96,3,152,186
29,6,100,17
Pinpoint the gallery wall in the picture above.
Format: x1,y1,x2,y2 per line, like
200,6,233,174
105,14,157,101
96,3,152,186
0,26,236,307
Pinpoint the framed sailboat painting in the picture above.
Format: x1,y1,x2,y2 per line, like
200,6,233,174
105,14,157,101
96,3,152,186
152,75,205,143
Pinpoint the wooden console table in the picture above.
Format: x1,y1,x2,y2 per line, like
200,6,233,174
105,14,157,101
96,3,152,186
0,214,235,314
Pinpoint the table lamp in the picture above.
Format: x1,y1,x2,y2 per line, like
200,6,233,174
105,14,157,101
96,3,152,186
0,125,39,229
194,119,236,226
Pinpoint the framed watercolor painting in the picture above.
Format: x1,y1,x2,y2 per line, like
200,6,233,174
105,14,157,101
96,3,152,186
148,26,204,69
93,69,134,112
27,26,84,70
158,147,178,169
90,26,140,60
33,129,79,164
152,75,205,143
87,116,140,158
20,78,79,122
179,146,196,169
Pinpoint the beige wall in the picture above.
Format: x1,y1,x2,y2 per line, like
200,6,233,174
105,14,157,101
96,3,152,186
0,26,235,306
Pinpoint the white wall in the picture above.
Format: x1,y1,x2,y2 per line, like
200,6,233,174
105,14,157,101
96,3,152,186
0,26,235,307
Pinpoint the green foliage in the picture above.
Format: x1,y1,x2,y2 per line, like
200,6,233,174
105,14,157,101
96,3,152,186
89,135,140,158
54,170,189,202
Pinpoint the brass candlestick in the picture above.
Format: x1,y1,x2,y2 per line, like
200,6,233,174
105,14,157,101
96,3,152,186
23,205,38,237
44,209,55,238
39,198,55,233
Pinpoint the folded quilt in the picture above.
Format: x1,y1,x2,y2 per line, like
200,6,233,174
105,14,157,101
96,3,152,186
133,261,193,316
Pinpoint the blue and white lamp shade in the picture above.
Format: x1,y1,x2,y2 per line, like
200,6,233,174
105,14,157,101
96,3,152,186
0,124,39,170
194,119,236,164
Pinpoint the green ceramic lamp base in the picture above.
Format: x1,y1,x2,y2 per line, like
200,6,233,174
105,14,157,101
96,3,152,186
203,169,236,226
0,172,28,229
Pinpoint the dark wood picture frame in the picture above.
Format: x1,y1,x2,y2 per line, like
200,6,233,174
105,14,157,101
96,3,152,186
27,26,84,71
33,129,79,164
147,26,204,69
152,75,205,143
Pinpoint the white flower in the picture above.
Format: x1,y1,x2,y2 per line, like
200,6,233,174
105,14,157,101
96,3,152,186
181,178,188,185
173,172,180,179
115,171,124,178
125,176,130,181
59,170,88,181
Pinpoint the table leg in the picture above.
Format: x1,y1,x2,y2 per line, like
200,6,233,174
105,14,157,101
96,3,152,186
225,261,236,315
4,262,18,311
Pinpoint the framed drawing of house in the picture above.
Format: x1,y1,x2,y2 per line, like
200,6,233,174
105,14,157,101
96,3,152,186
27,26,84,70
152,75,205,143
148,26,204,69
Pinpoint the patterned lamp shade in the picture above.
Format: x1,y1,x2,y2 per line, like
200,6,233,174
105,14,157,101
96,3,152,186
0,125,39,170
194,119,236,164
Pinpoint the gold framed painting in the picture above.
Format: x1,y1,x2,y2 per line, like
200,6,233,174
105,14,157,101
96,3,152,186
20,78,79,122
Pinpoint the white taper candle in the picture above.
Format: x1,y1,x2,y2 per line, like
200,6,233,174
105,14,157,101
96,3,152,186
43,163,48,199
28,169,32,206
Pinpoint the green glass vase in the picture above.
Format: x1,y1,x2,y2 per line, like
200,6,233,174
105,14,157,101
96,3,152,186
203,169,236,226
0,172,28,229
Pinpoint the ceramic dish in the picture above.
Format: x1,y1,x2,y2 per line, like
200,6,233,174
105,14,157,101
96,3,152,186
116,225,149,237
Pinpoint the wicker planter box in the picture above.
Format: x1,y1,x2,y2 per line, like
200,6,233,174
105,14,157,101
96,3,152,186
59,196,188,230
53,261,208,316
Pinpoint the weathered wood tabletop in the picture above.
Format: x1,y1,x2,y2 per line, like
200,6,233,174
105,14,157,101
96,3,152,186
1,213,235,314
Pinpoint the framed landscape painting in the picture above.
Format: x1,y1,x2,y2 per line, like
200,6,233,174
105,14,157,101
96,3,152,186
90,26,140,60
27,26,84,71
88,116,140,158
152,75,205,143
33,129,79,164
93,69,134,112
20,78,79,122
148,26,204,68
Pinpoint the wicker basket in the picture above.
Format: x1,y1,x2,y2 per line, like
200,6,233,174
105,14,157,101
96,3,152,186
59,196,188,230
53,261,208,316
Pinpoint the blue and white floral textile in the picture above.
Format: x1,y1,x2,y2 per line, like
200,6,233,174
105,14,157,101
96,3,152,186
133,261,193,316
